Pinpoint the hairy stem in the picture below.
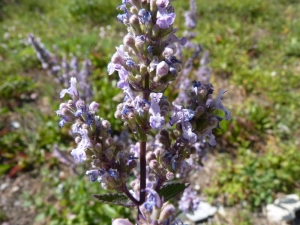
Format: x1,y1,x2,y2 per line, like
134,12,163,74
139,72,150,207
122,184,140,206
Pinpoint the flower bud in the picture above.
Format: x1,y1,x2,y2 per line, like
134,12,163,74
112,219,134,225
149,159,158,169
166,172,175,180
105,137,115,147
111,53,124,65
123,33,136,49
95,143,102,152
67,100,74,106
135,35,146,52
146,152,156,163
140,64,147,74
152,24,160,37
130,0,141,9
115,110,122,119
150,0,157,12
116,142,125,151
159,204,176,222
127,112,135,120
154,147,164,158
102,120,111,129
105,149,114,160
129,15,141,34
156,61,169,77
89,101,99,112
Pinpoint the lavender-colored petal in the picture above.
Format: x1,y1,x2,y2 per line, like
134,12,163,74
150,114,165,130
157,9,176,29
60,77,78,98
70,128,92,162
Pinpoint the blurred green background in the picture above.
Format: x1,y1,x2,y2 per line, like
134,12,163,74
0,0,300,224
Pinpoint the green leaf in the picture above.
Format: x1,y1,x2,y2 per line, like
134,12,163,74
92,193,135,207
0,164,10,176
158,183,189,202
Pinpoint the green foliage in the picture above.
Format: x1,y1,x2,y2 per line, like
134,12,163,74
69,0,119,24
205,144,300,209
158,183,189,202
23,167,131,225
93,194,135,207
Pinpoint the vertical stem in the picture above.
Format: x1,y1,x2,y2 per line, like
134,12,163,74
139,140,147,205
139,72,150,207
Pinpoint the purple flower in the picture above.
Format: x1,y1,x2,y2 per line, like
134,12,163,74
70,128,93,162
86,169,104,182
134,96,150,116
60,77,79,99
149,93,165,129
142,188,162,212
156,8,176,29
210,89,231,121
182,121,197,144
164,32,187,46
179,186,200,213
150,114,165,130
169,104,195,126
156,0,169,9
138,9,152,24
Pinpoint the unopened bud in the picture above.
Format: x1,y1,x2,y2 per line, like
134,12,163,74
159,204,176,222
112,53,124,65
166,172,174,180
115,110,122,119
152,24,160,37
135,35,146,52
102,120,111,129
123,33,136,49
116,142,125,151
130,0,141,9
89,101,99,111
149,159,158,169
156,61,169,77
150,0,157,12
130,15,141,34
140,64,147,74
95,143,102,152
105,137,115,146
112,218,134,225
127,112,135,120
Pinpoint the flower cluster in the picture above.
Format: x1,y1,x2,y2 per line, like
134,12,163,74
56,78,137,191
34,0,232,224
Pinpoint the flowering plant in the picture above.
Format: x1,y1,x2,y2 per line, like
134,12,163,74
30,0,230,224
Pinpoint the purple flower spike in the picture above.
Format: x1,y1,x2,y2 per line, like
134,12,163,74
60,77,78,99
70,128,93,162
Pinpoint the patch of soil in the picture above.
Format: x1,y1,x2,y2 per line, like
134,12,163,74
0,171,41,225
